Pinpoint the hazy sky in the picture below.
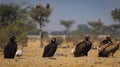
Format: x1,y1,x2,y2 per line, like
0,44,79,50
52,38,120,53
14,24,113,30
0,0,120,32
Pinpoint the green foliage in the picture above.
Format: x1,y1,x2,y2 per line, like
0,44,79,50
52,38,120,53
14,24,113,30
26,21,39,35
0,3,28,26
111,8,120,21
0,3,35,49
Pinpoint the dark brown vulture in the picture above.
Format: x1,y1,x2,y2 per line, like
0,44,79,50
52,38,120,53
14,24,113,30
42,38,58,57
74,36,92,57
99,39,119,57
99,35,113,47
4,36,17,59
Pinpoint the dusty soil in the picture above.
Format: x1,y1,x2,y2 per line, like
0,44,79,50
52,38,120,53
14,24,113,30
0,40,120,67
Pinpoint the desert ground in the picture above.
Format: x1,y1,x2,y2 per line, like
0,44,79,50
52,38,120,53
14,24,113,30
0,40,120,67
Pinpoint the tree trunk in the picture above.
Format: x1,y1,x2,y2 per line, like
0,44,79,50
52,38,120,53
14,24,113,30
39,23,44,48
66,29,69,48
39,30,43,48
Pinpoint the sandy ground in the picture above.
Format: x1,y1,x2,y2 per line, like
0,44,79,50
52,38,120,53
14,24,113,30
0,40,120,67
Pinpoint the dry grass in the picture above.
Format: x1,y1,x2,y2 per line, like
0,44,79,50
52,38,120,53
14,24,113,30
0,40,120,67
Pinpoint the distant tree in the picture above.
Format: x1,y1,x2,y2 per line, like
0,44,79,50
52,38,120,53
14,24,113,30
60,19,75,47
111,8,120,22
88,19,120,35
109,24,120,30
111,8,120,36
108,24,120,35
88,19,104,35
60,19,75,35
76,24,90,34
50,30,66,35
30,3,52,47
50,31,62,35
